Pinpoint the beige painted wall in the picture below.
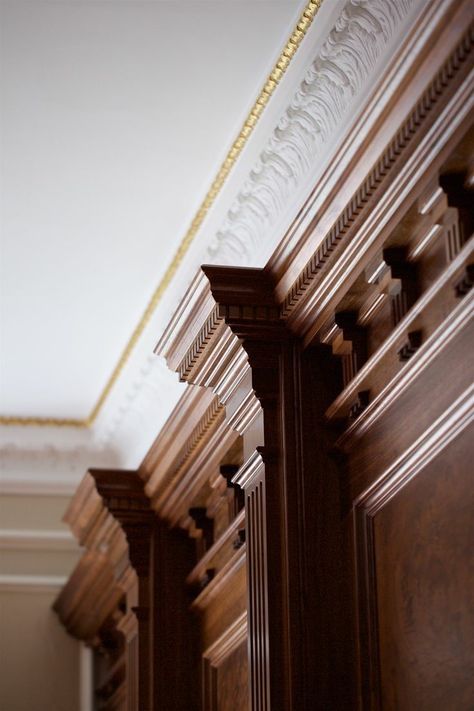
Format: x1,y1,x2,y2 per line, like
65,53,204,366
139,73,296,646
0,589,80,711
0,493,82,711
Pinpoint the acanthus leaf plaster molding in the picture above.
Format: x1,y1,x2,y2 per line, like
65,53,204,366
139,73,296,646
93,0,422,462
206,0,415,267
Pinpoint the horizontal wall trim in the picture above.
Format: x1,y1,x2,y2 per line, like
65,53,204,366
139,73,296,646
0,574,67,593
0,479,77,497
0,529,77,552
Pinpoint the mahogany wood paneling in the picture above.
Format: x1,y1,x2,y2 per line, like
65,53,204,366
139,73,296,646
354,415,474,710
90,470,156,711
56,10,473,710
374,433,473,710
90,469,200,711
203,613,247,711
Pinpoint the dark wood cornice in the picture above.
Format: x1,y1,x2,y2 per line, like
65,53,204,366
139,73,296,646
273,19,474,343
201,265,286,344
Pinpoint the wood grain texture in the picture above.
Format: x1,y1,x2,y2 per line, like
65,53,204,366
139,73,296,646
374,433,474,710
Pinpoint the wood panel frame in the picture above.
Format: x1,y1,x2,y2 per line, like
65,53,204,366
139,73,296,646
202,612,248,711
353,387,474,710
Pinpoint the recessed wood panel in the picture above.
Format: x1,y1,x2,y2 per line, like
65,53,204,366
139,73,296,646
216,640,248,711
203,614,248,711
372,430,474,710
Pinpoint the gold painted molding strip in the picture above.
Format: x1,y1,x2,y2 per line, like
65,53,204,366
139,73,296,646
0,0,322,428
0,416,86,428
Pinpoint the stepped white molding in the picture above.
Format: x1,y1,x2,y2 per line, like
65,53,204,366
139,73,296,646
0,479,80,497
1,0,428,484
0,443,119,495
0,574,67,592
206,0,415,267
0,529,76,552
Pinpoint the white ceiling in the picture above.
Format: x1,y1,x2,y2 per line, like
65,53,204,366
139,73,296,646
0,0,301,420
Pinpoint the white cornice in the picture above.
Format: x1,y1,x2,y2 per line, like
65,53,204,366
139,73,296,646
94,0,425,465
0,443,120,495
203,0,418,268
92,0,425,465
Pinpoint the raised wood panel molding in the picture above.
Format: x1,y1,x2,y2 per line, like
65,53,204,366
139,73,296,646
89,470,156,711
354,389,474,709
203,612,247,711
55,469,199,711
54,473,136,711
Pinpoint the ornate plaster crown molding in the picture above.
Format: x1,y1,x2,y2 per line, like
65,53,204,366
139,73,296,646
206,0,414,266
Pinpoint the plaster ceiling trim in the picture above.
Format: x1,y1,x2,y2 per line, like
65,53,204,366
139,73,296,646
0,0,321,429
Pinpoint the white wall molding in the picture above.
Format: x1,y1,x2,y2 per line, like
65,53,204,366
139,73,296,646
0,479,78,497
0,0,430,479
0,574,67,593
206,0,415,267
0,529,77,552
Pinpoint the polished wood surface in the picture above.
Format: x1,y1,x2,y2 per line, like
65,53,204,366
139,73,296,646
372,435,473,710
